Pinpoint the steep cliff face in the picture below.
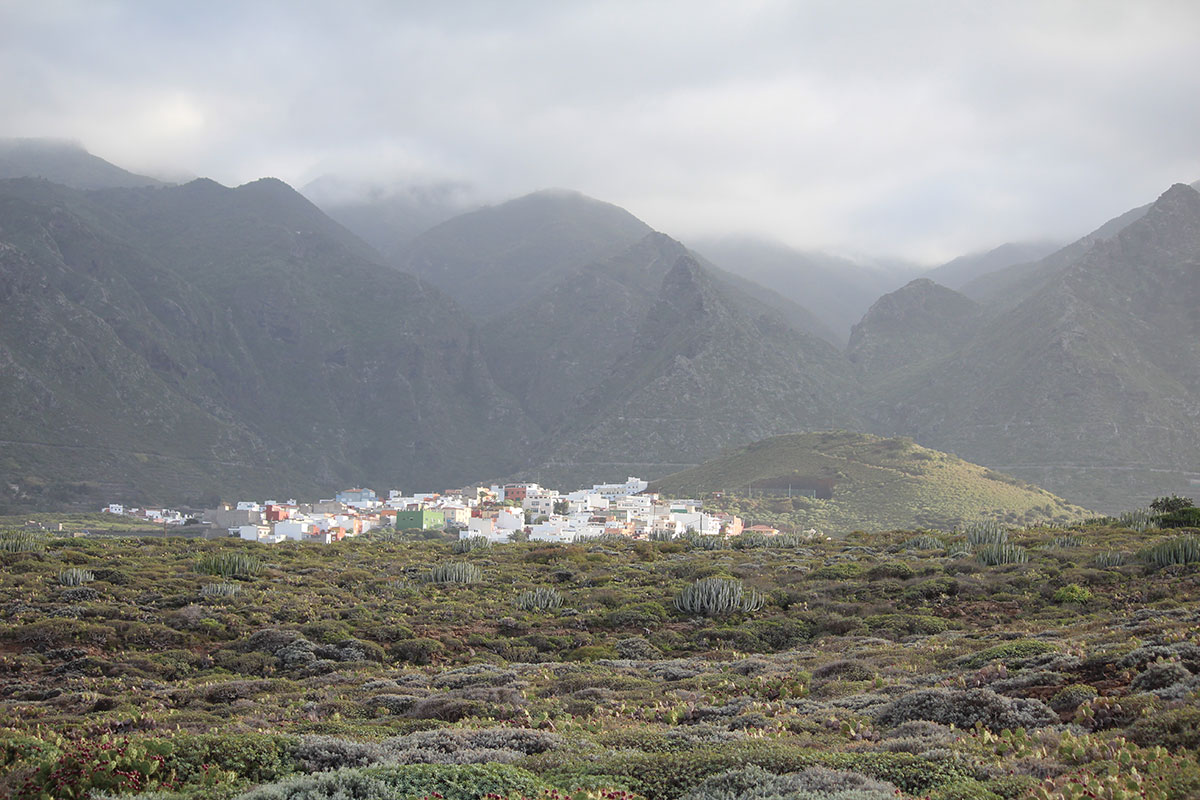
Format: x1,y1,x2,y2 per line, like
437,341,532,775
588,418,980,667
863,185,1200,511
526,254,858,487
0,177,535,509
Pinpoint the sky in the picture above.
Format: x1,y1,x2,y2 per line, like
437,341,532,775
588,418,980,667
2,0,1200,263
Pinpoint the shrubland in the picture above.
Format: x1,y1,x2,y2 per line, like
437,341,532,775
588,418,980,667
0,508,1197,799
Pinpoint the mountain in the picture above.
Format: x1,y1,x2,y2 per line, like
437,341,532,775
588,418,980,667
863,184,1200,512
691,236,922,344
0,176,534,511
520,254,858,488
301,177,477,263
0,138,163,189
847,278,981,376
923,240,1061,290
483,231,839,429
959,179,1200,310
403,189,653,319
649,431,1090,532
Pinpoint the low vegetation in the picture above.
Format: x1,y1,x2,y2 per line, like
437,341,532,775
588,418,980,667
0,500,1197,799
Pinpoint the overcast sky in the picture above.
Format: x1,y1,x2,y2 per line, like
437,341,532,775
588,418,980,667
2,0,1199,262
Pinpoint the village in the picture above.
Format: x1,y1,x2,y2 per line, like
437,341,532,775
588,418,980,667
101,478,804,545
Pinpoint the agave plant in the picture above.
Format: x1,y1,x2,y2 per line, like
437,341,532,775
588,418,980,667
58,568,95,586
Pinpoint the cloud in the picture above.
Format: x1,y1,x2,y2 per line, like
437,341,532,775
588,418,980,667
1,0,1198,261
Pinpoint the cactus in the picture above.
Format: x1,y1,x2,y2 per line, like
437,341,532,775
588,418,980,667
58,568,94,586
1115,508,1157,532
1138,534,1200,568
514,586,563,612
427,562,482,584
452,535,492,554
962,520,1009,546
976,542,1029,566
903,534,944,551
201,582,241,598
1092,550,1126,568
674,577,765,617
0,530,46,553
680,531,727,550
1045,535,1083,549
195,551,263,579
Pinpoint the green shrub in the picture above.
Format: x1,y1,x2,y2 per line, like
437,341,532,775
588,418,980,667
427,562,482,584
867,562,915,580
236,762,547,800
926,778,1003,800
675,578,765,617
1126,706,1200,750
864,613,949,637
607,601,668,628
14,735,176,800
1092,551,1126,568
874,687,1057,731
1049,684,1098,712
809,563,864,580
390,638,444,665
1051,583,1092,604
959,640,1056,669
565,645,618,661
1150,495,1194,514
527,740,967,798
1158,508,1200,530
678,764,898,800
903,577,959,601
163,732,296,785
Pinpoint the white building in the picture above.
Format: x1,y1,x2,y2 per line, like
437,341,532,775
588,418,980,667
590,477,649,500
238,524,271,541
274,519,312,540
466,517,510,543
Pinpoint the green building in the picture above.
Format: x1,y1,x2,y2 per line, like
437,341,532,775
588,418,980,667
395,509,446,530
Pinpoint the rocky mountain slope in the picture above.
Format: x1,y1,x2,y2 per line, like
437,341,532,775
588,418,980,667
523,255,858,488
0,138,163,189
0,177,534,510
862,184,1200,510
847,279,981,376
403,189,653,319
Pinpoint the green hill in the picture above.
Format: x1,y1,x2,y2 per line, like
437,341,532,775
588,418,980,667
649,430,1090,531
